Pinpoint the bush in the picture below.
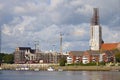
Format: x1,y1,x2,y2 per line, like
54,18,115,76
67,62,97,66
99,62,106,66
59,58,67,66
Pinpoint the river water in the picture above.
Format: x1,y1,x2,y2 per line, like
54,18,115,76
0,70,120,80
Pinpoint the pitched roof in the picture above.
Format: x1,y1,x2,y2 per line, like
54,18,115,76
18,47,35,53
85,50,100,56
69,51,84,56
18,47,31,50
101,43,119,51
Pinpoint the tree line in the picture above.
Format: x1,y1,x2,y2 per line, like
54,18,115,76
0,53,14,64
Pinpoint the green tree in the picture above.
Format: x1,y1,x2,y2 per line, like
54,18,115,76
0,53,5,66
114,49,120,62
0,53,5,61
59,57,67,66
115,52,120,62
2,54,14,64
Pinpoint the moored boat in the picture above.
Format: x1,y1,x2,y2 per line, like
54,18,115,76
58,68,63,71
34,68,39,71
47,67,55,71
0,67,2,70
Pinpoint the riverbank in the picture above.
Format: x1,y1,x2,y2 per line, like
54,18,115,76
54,66,120,71
0,63,57,71
0,64,120,71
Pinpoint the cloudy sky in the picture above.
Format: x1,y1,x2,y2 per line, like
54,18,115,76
0,0,120,53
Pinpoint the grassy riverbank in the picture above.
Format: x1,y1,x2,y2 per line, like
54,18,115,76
54,66,120,71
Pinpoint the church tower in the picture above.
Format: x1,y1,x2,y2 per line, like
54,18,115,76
89,8,103,51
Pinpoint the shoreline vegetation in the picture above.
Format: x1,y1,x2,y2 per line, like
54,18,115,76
0,63,120,71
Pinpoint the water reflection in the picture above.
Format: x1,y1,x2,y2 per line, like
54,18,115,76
81,71,120,80
0,70,120,80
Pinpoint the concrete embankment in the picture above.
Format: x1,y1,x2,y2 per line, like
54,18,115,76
0,63,58,70
1,64,120,71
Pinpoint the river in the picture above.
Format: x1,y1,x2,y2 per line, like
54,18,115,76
0,70,120,80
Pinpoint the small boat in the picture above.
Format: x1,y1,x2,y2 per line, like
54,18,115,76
15,68,20,71
34,68,39,71
58,68,63,71
24,67,29,71
0,67,2,70
16,67,29,71
47,67,55,71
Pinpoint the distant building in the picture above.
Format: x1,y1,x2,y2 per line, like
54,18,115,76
67,50,116,64
102,50,115,63
89,8,103,51
14,47,66,64
14,47,35,64
36,52,61,63
67,51,84,64
82,51,100,64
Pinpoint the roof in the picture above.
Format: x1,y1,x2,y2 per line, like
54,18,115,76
85,50,100,56
101,43,119,51
18,47,35,53
18,47,31,50
69,51,84,56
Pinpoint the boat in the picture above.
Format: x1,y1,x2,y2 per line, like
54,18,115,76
58,68,63,71
34,68,39,71
47,67,55,71
24,67,29,70
15,66,29,71
0,67,2,70
15,68,20,71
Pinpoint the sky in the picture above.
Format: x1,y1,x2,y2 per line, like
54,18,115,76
0,0,120,53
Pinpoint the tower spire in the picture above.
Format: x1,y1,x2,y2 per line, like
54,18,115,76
89,8,103,51
91,8,99,25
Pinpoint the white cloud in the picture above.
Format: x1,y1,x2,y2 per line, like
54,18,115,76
73,27,85,37
2,24,12,36
0,0,120,53
102,25,120,43
2,16,36,36
49,0,63,10
14,6,26,13
0,3,4,11
75,5,93,16
63,42,72,50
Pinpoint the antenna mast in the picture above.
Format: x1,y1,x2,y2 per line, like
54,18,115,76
60,33,63,55
34,41,40,53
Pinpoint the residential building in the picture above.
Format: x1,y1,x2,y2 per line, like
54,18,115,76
102,50,115,63
67,51,84,64
82,51,100,64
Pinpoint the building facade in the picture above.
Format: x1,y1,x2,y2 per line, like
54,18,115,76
14,47,36,64
14,47,66,64
67,51,84,64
